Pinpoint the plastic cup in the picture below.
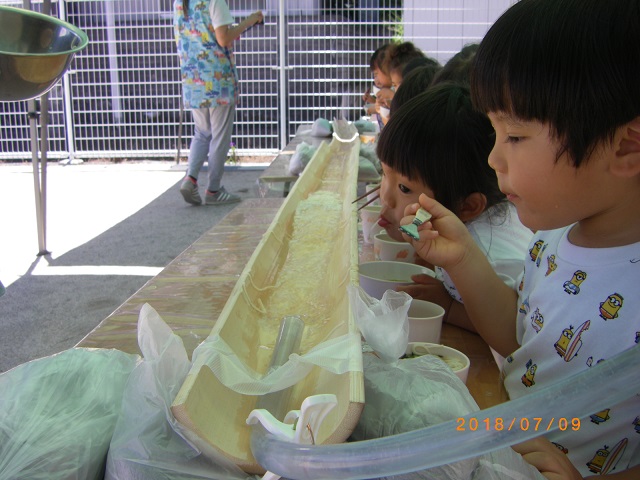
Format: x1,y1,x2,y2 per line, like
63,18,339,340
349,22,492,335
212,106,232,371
360,205,383,244
373,232,415,262
359,260,435,299
405,342,470,384
407,299,445,344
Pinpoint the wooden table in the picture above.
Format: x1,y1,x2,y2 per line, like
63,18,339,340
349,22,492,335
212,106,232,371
258,124,381,197
258,125,328,196
79,197,506,409
77,198,285,357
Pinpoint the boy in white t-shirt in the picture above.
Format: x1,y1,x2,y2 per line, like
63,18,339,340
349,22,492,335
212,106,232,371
401,0,640,478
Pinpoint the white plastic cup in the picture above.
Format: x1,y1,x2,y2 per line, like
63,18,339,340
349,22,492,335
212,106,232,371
358,261,435,299
360,205,384,244
373,232,415,262
407,299,445,344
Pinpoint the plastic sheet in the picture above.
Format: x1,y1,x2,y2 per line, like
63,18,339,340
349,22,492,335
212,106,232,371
105,304,251,480
251,344,640,480
0,347,138,480
190,332,362,396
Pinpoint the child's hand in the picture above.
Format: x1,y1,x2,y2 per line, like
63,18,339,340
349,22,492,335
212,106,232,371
375,87,394,106
362,87,374,104
513,437,583,480
396,273,445,302
399,194,475,272
250,10,264,25
375,95,391,110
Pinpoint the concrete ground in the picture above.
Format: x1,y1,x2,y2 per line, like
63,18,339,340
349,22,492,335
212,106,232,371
0,160,269,373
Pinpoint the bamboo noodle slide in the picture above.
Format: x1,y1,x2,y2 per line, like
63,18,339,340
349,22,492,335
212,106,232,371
172,129,365,474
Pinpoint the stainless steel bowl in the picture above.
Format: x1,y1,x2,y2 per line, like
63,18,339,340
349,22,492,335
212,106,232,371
0,6,88,101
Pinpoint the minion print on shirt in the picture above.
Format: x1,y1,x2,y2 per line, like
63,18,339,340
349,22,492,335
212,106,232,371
563,270,587,295
521,359,537,387
529,240,545,262
586,438,629,475
504,226,639,477
599,293,623,320
530,307,544,332
590,408,611,425
546,254,557,276
554,320,590,362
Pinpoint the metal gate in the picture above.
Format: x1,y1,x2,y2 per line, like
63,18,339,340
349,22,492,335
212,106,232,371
0,0,514,161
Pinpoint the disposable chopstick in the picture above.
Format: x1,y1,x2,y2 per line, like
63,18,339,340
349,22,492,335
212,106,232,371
351,184,381,204
357,194,380,211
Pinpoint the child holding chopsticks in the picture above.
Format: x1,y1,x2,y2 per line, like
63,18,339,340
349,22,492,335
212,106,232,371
375,82,533,332
401,0,640,477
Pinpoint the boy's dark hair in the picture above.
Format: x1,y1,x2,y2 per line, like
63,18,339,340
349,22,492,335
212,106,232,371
370,44,389,70
383,42,424,76
390,64,442,115
431,43,479,86
471,0,640,167
377,83,504,213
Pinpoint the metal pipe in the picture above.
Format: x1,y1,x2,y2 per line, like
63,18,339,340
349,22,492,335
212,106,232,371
278,0,287,149
105,0,123,124
255,315,305,421
23,0,47,255
59,0,78,164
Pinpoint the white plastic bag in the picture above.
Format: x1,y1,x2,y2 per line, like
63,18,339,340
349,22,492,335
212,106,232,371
358,157,380,181
359,142,381,172
105,304,251,480
0,348,138,480
353,353,545,480
353,118,377,134
353,353,478,439
310,117,333,137
349,285,411,363
288,141,318,175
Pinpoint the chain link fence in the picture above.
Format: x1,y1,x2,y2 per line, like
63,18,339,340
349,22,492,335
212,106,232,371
0,0,514,162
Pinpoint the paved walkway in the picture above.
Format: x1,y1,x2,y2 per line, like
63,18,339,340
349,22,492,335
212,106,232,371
0,161,266,372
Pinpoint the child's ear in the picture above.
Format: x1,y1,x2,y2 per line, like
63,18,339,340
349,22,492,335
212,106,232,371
613,116,640,177
457,193,487,222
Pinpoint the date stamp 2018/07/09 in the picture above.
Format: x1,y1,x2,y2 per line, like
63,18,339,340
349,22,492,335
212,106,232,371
456,417,581,432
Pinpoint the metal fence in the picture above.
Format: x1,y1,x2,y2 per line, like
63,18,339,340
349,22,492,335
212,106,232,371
0,0,515,162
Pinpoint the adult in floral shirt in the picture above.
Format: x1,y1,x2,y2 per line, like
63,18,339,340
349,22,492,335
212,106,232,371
174,0,262,205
